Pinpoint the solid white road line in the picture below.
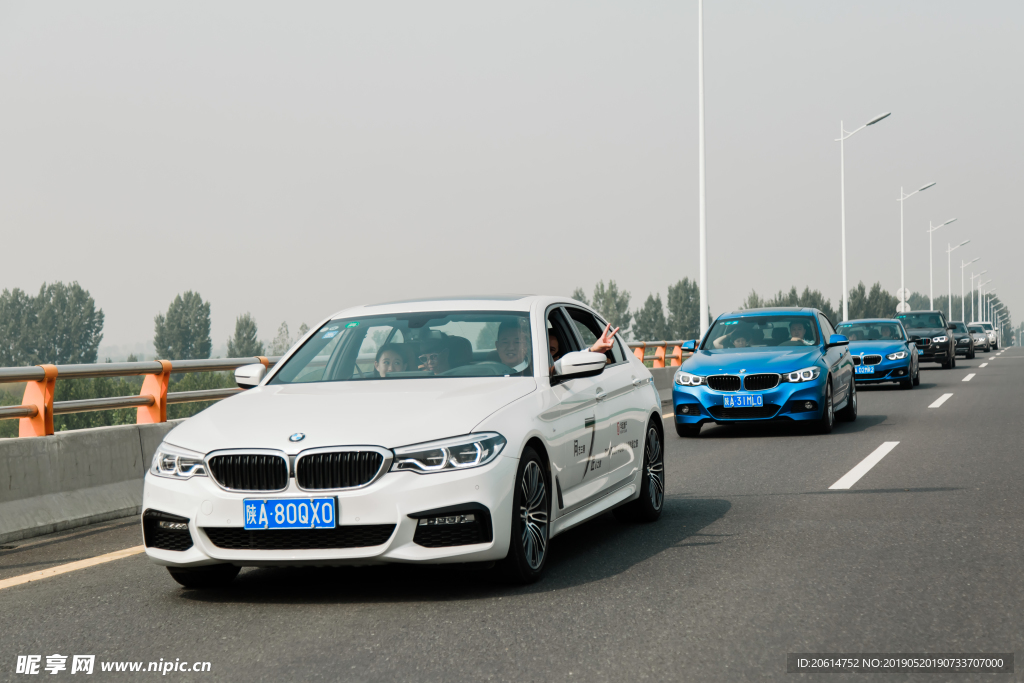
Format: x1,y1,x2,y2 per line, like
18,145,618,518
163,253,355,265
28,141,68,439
929,393,954,408
980,363,988,368
0,545,144,591
829,442,900,490
963,373,976,382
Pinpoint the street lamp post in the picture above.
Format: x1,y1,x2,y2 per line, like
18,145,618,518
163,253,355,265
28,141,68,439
837,112,891,321
985,288,996,322
927,218,957,309
960,257,979,321
970,270,987,321
946,240,969,320
897,182,936,311
697,0,708,338
978,280,992,322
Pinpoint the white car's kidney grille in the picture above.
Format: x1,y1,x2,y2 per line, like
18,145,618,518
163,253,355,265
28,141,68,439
296,451,384,490
208,454,288,491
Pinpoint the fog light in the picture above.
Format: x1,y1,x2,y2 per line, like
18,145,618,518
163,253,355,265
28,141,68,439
418,514,476,526
804,401,814,410
157,520,189,531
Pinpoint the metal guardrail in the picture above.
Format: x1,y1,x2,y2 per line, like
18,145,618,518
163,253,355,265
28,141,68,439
0,356,281,438
626,340,694,368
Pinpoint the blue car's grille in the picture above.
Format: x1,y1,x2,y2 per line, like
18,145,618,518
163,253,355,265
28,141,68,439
708,404,780,420
743,374,779,391
706,375,741,392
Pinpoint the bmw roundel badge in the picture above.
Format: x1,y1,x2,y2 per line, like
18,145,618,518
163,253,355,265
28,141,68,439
289,433,306,443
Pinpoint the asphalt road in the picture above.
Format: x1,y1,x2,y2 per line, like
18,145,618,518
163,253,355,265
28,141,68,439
2,348,1022,682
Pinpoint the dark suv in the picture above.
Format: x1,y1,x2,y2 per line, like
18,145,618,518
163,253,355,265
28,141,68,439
894,310,957,368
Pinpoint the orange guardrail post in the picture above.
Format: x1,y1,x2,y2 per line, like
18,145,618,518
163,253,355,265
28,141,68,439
670,345,683,366
19,365,57,437
256,356,270,369
137,360,172,425
653,345,666,368
633,343,646,362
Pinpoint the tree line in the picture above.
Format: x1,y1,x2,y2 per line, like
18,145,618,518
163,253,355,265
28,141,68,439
0,283,309,436
573,279,1015,344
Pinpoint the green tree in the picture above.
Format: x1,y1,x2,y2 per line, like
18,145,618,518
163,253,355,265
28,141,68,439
667,277,702,340
227,313,264,358
0,287,37,366
571,287,590,306
632,294,667,341
32,282,105,365
741,286,838,322
268,322,292,355
844,282,899,320
591,280,632,333
154,292,211,360
167,371,236,420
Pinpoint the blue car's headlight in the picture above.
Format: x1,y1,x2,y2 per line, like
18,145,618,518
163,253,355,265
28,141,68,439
674,371,706,387
782,367,820,383
932,335,948,343
886,351,908,360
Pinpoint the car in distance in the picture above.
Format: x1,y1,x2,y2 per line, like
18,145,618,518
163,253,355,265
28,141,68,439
968,323,991,352
142,296,664,587
671,307,855,437
895,310,957,369
948,321,976,359
834,319,919,389
969,321,998,350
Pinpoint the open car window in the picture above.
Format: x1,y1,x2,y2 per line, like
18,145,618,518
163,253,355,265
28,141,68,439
835,322,905,341
701,315,820,350
269,311,533,383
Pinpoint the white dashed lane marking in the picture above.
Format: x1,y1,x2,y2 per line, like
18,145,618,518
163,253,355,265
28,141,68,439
963,373,976,382
980,363,988,368
929,393,954,408
829,442,900,490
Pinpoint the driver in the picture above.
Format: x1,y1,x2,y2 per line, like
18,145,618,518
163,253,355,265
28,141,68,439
788,320,810,344
880,326,895,339
496,321,532,373
417,339,451,375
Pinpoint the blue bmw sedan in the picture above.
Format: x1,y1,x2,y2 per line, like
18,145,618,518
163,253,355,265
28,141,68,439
672,308,855,437
833,318,920,390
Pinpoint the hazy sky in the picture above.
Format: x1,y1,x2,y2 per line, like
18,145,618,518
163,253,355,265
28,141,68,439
1,1,1020,352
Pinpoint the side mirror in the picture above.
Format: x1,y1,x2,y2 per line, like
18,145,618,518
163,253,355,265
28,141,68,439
826,334,849,348
235,363,267,389
552,351,607,382
681,340,697,352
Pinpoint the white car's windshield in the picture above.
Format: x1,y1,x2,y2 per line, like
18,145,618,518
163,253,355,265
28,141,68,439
836,322,905,341
270,311,533,383
703,315,819,350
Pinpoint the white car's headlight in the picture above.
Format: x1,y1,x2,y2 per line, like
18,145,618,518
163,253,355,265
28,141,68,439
674,371,706,387
391,433,506,474
886,351,908,360
782,367,821,383
932,335,948,343
150,442,207,480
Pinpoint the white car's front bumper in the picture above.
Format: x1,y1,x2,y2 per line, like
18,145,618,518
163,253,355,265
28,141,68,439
142,454,518,568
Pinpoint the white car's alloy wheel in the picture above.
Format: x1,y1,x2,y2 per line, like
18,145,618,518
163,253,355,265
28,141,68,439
520,460,548,570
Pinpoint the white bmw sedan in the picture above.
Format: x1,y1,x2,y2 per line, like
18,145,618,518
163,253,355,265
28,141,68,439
143,295,665,586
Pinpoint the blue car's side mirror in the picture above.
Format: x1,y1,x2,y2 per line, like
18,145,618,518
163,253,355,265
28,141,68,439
827,334,849,348
681,340,697,351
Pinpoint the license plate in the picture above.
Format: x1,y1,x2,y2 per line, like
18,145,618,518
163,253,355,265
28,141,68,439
243,498,336,530
723,394,763,408
855,366,875,374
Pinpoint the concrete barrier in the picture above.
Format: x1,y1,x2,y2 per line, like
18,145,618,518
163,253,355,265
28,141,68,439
649,366,676,407
0,421,183,544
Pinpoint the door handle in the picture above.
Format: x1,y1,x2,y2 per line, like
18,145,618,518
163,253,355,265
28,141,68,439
632,378,645,387
596,392,608,401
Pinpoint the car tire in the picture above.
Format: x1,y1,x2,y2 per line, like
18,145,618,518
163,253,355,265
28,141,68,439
836,379,857,421
614,422,665,523
951,354,956,369
941,357,952,369
814,379,835,434
674,422,701,438
912,360,920,386
968,347,975,360
167,564,240,589
498,447,550,584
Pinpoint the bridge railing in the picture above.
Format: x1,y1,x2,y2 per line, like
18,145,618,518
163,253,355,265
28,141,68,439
0,357,281,438
626,341,694,368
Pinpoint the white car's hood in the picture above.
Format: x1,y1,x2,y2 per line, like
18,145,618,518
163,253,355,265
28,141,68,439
164,378,537,454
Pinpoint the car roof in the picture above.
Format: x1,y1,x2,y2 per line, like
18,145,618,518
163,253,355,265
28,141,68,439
722,307,819,317
325,294,585,319
841,318,903,324
897,310,944,315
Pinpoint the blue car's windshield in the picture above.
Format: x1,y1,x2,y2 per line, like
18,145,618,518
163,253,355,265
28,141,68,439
702,316,819,351
835,322,905,341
